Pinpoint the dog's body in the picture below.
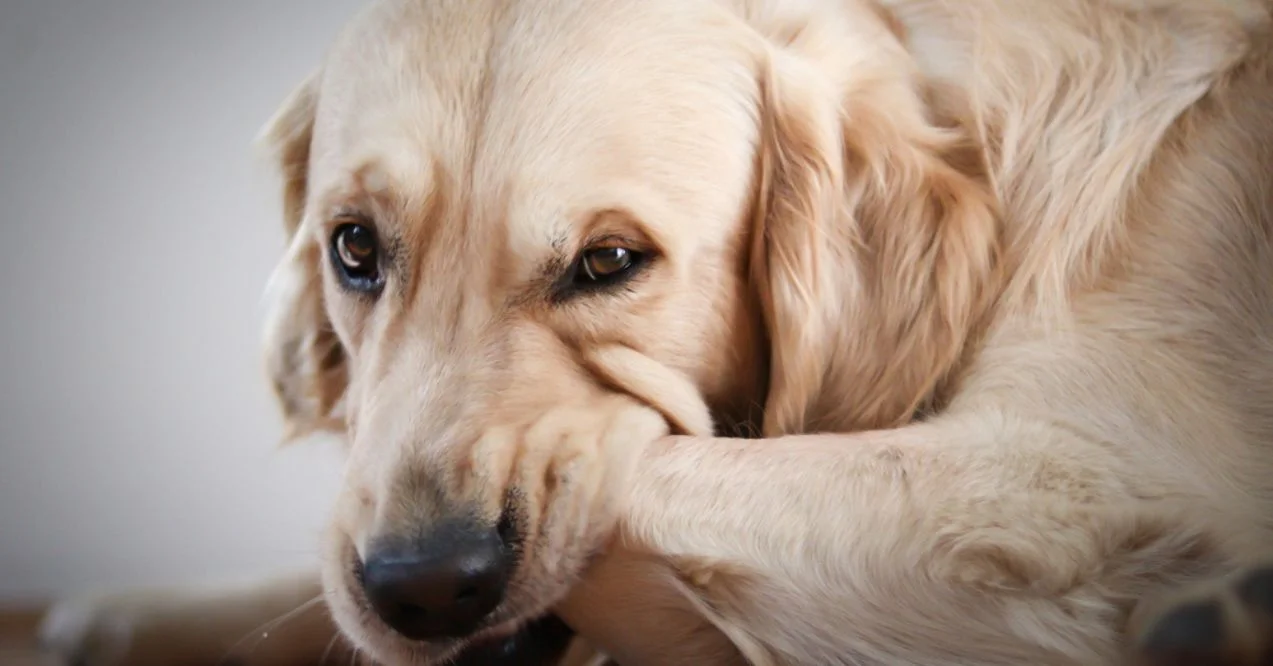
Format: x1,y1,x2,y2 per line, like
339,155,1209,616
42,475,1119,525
39,0,1273,664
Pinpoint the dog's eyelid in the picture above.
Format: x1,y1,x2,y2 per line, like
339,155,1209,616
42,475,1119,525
576,207,668,257
581,233,657,256
326,207,376,229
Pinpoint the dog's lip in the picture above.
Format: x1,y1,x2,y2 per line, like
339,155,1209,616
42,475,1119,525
443,613,575,666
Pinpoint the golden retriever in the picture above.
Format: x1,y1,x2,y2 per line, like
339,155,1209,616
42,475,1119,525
39,0,1273,664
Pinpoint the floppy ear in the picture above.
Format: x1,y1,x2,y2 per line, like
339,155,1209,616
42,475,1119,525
748,49,844,438
258,71,348,441
751,40,1001,437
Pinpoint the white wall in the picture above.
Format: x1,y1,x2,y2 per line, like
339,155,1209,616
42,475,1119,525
0,0,366,602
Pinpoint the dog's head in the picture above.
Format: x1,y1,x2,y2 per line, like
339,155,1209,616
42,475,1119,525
258,0,998,662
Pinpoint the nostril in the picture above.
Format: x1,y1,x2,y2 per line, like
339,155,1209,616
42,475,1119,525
496,503,522,550
353,554,366,586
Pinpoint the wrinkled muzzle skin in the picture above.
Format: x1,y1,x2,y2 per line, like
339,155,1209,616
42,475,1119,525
326,312,684,662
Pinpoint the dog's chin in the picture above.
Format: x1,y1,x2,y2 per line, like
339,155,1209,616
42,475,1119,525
440,614,577,665
332,607,576,666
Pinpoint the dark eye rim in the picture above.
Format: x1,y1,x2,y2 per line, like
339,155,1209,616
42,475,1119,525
551,243,654,302
329,222,386,294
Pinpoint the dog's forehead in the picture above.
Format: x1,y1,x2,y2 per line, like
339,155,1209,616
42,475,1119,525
313,0,760,269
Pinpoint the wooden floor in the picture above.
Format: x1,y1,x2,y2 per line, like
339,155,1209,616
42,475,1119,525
0,607,57,666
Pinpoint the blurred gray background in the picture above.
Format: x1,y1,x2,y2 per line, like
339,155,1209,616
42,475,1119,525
0,1,366,602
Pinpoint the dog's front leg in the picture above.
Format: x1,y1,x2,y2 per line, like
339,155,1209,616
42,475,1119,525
561,414,1263,666
38,569,341,666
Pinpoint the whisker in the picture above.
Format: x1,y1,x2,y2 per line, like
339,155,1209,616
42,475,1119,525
216,594,326,665
320,632,344,665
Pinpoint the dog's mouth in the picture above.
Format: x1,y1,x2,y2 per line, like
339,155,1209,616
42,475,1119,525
443,613,577,666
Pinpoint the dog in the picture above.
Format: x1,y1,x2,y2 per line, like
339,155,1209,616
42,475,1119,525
38,0,1273,664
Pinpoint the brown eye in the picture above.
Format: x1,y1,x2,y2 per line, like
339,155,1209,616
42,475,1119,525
556,243,653,301
331,223,383,292
580,246,639,282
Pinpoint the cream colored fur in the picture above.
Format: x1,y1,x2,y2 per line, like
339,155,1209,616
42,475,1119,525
40,0,1273,664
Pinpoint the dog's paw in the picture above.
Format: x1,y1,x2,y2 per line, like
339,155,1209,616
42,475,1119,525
1130,562,1273,666
37,596,138,666
470,395,670,610
511,398,670,573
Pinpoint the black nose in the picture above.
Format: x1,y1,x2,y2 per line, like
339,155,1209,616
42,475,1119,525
360,521,511,641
